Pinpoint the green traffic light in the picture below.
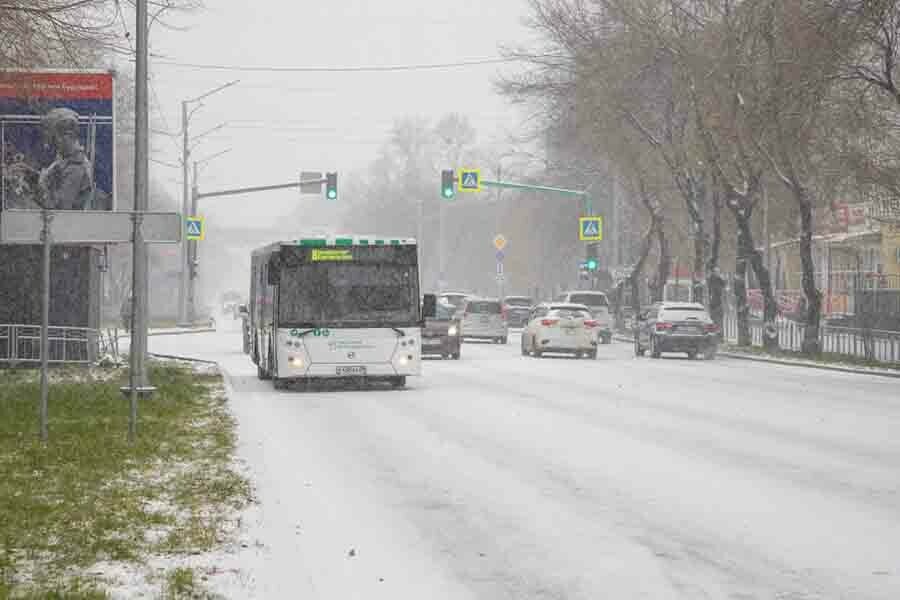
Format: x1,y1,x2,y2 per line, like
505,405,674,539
587,259,598,270
442,187,453,198
327,190,337,199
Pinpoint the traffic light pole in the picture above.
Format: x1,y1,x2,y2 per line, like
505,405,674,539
479,179,593,215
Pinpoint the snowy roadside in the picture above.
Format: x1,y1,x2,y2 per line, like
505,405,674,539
0,360,255,598
612,333,900,378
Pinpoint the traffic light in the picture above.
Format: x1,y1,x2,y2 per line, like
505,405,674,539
325,172,338,200
586,258,598,271
441,169,455,199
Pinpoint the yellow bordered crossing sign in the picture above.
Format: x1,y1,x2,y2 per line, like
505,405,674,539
185,216,205,241
458,169,481,192
578,216,603,241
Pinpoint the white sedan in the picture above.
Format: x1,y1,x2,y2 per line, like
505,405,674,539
520,303,599,359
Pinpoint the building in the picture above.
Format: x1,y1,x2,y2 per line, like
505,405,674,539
770,201,900,328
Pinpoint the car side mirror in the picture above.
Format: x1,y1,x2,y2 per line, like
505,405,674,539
422,293,437,319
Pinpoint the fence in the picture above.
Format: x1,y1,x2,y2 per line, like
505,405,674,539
723,314,900,364
0,324,99,365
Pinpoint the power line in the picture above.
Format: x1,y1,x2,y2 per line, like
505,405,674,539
149,56,527,73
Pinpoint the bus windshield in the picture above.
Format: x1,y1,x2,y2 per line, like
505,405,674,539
278,262,419,326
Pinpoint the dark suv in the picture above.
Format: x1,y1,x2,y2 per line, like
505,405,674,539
634,302,719,359
422,301,462,359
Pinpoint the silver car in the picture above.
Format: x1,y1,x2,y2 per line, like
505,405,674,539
459,297,509,344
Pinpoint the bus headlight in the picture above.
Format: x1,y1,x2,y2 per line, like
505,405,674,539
447,325,458,336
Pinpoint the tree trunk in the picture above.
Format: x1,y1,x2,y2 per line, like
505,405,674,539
733,209,778,351
692,226,706,304
733,250,751,346
706,189,725,337
796,191,822,354
653,220,671,303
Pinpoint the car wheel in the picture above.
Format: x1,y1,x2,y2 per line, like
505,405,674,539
589,349,598,360
634,338,645,357
533,348,543,358
501,336,508,345
521,336,529,356
452,352,461,360
650,336,661,359
705,347,717,361
687,350,698,360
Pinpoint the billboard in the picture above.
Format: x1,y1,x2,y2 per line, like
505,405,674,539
0,70,115,211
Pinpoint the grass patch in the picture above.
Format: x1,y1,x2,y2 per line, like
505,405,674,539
724,344,900,371
0,363,252,596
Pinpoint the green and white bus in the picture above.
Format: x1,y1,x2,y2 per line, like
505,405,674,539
249,235,435,389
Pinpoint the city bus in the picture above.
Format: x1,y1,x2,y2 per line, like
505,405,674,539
248,235,435,389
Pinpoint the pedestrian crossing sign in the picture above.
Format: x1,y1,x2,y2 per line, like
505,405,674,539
458,169,481,192
185,216,204,241
579,216,603,241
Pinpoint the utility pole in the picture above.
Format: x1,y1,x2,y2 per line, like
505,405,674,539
129,0,150,440
178,100,189,325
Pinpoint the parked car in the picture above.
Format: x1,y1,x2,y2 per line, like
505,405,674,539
459,297,509,343
502,295,534,328
521,303,598,359
554,290,613,343
634,302,719,359
421,300,462,359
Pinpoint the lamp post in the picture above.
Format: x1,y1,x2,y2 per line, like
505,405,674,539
178,80,238,325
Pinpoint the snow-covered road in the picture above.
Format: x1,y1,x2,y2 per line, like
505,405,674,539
150,325,900,599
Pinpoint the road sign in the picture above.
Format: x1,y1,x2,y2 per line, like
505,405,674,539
0,209,181,244
300,171,323,194
579,216,603,241
493,234,507,251
459,169,481,192
185,216,204,241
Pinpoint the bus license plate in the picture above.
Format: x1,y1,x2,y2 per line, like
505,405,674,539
336,366,366,376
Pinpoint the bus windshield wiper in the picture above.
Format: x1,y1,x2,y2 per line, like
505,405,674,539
290,323,319,337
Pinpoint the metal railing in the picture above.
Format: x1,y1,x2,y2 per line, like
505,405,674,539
723,314,900,364
0,324,99,365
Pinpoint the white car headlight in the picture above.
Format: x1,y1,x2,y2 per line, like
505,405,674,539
447,325,458,336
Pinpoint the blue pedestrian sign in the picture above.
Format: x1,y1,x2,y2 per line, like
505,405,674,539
185,216,204,241
458,169,481,192
578,216,603,241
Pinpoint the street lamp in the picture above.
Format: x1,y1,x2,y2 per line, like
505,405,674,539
178,80,238,326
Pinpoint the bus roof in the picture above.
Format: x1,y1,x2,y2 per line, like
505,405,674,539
252,236,417,254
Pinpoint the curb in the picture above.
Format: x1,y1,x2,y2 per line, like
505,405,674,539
118,328,217,339
717,351,900,379
148,352,219,365
613,333,899,379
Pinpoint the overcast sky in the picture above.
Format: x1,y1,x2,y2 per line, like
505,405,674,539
143,0,535,229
